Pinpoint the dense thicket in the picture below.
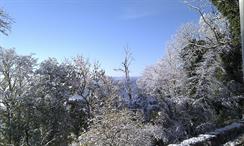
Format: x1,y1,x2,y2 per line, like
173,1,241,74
211,0,242,84
0,51,111,145
136,1,243,144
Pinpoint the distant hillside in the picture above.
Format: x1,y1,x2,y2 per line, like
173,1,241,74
111,76,140,81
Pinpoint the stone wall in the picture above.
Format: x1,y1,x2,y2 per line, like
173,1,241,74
168,120,244,146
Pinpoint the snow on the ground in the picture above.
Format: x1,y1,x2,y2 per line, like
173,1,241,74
168,134,215,146
69,94,85,101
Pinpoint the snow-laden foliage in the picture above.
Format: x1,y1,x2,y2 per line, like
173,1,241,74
0,8,12,35
136,11,242,145
78,75,160,146
0,47,37,145
137,42,183,98
79,110,154,146
0,50,117,145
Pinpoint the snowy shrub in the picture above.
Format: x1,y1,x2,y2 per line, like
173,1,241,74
79,110,154,146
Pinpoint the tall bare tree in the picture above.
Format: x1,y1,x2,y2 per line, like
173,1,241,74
114,47,133,101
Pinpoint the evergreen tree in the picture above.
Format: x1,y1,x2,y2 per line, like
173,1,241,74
180,39,207,97
211,0,242,84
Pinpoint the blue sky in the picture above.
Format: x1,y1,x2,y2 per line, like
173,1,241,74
0,0,199,76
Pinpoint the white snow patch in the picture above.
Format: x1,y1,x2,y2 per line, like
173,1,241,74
168,134,215,146
0,100,5,109
69,94,84,101
0,103,4,108
181,134,215,144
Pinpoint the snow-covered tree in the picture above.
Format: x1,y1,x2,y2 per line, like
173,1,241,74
0,48,37,145
0,8,12,35
137,37,184,98
115,47,134,102
136,9,242,145
29,57,109,145
79,109,157,146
